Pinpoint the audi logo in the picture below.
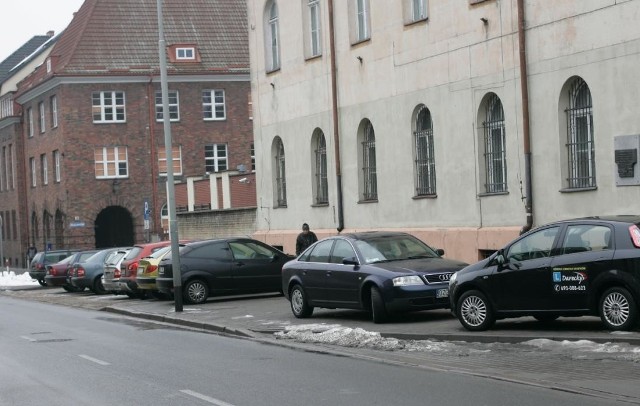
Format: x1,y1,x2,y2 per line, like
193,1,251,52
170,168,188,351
438,273,453,281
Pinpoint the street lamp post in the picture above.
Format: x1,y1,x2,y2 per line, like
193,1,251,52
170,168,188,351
157,0,183,312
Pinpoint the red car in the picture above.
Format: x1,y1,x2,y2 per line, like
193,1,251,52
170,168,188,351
118,241,172,298
44,250,99,292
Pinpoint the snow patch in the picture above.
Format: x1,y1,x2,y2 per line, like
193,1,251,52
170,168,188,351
0,271,38,287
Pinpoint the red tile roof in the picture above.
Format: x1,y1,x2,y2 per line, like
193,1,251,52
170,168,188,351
24,0,248,85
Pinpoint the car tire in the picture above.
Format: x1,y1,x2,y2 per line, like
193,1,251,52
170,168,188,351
37,279,47,287
599,287,638,331
92,277,107,295
62,285,81,293
290,284,313,318
457,290,495,331
184,279,209,304
370,286,388,324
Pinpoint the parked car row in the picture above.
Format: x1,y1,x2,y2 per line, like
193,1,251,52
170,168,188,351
37,216,640,333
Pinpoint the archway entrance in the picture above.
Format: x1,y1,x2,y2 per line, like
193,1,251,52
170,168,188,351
94,206,134,248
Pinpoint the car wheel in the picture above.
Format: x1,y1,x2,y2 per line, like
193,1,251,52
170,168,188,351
533,314,559,323
62,285,80,293
184,279,209,304
457,290,495,331
599,287,638,331
37,279,47,287
290,284,313,318
370,286,388,324
92,277,107,295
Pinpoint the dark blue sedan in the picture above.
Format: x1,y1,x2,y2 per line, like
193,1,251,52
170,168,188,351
282,231,468,323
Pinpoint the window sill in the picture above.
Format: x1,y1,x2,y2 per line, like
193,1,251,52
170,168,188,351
357,198,378,204
304,54,322,62
559,186,597,193
404,17,428,27
412,194,437,200
203,118,226,122
478,191,509,197
350,37,371,47
311,203,329,208
266,67,281,75
274,205,288,209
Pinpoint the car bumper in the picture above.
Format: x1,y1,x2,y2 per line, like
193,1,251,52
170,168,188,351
44,276,69,287
102,279,122,292
117,277,139,292
70,277,91,289
29,271,45,281
136,276,157,291
156,277,174,293
384,284,451,313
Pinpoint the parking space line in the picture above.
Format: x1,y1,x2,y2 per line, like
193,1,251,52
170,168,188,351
180,389,236,406
78,354,110,366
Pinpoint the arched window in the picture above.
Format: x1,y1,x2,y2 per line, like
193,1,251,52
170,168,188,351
565,78,595,189
359,119,377,201
414,105,436,196
265,1,281,71
482,94,507,193
273,137,287,207
312,129,328,204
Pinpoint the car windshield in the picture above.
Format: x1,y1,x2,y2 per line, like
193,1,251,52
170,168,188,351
356,235,439,264
124,246,143,260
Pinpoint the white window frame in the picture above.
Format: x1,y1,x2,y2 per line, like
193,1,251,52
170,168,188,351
54,150,61,182
30,157,36,187
94,146,129,179
265,1,281,71
92,91,126,123
155,90,180,122
41,154,48,185
158,145,183,176
202,90,226,120
306,0,322,58
205,144,228,173
176,47,195,60
51,95,58,128
355,0,370,42
28,108,34,137
38,102,45,133
406,0,427,23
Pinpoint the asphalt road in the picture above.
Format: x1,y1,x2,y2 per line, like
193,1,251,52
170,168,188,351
0,296,627,406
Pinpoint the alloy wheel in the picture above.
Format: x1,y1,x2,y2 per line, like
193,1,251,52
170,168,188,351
187,281,207,303
602,292,630,327
291,288,304,315
461,295,487,327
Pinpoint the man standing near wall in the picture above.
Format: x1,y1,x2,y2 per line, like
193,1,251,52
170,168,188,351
296,223,318,255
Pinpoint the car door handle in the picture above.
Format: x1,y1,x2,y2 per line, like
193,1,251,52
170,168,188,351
235,262,245,266
326,271,332,276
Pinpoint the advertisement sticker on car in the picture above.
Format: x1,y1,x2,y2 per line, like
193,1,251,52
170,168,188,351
552,267,588,293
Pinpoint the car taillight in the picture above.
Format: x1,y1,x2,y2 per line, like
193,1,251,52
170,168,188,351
77,267,85,277
629,225,640,248
115,269,121,278
146,265,157,274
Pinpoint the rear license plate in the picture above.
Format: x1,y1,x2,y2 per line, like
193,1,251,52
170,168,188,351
436,288,449,298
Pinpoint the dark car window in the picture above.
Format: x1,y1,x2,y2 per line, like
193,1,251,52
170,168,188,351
507,226,559,261
562,225,611,254
329,240,356,264
308,240,334,263
124,247,143,260
229,241,274,259
187,242,231,260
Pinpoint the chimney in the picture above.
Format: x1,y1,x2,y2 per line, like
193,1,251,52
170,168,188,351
46,31,55,37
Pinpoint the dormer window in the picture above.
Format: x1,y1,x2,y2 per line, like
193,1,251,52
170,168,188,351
176,47,195,60
46,58,52,73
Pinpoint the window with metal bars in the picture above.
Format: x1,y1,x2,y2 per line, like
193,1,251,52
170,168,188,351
314,130,328,204
274,138,287,207
565,78,595,189
414,106,436,196
482,94,507,193
361,120,377,201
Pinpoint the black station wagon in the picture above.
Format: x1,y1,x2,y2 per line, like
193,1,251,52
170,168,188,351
449,216,640,331
282,231,468,323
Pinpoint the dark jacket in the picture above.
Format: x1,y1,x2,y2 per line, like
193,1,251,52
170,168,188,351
296,231,318,255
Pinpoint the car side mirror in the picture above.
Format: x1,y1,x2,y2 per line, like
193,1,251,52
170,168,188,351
496,254,505,265
343,257,359,266
436,248,445,256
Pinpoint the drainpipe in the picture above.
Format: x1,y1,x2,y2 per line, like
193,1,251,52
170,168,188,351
517,0,533,235
328,0,344,232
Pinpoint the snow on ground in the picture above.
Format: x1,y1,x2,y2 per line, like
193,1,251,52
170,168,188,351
0,270,39,287
275,323,640,362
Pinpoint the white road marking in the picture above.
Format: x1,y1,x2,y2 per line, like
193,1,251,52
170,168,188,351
20,336,36,342
180,389,236,406
78,354,110,366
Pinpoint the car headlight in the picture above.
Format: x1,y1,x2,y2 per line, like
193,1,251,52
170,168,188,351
393,275,424,286
449,272,457,284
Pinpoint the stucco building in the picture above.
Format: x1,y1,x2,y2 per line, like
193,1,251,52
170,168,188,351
247,0,640,263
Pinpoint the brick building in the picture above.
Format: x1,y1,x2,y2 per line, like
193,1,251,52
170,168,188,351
5,0,254,266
